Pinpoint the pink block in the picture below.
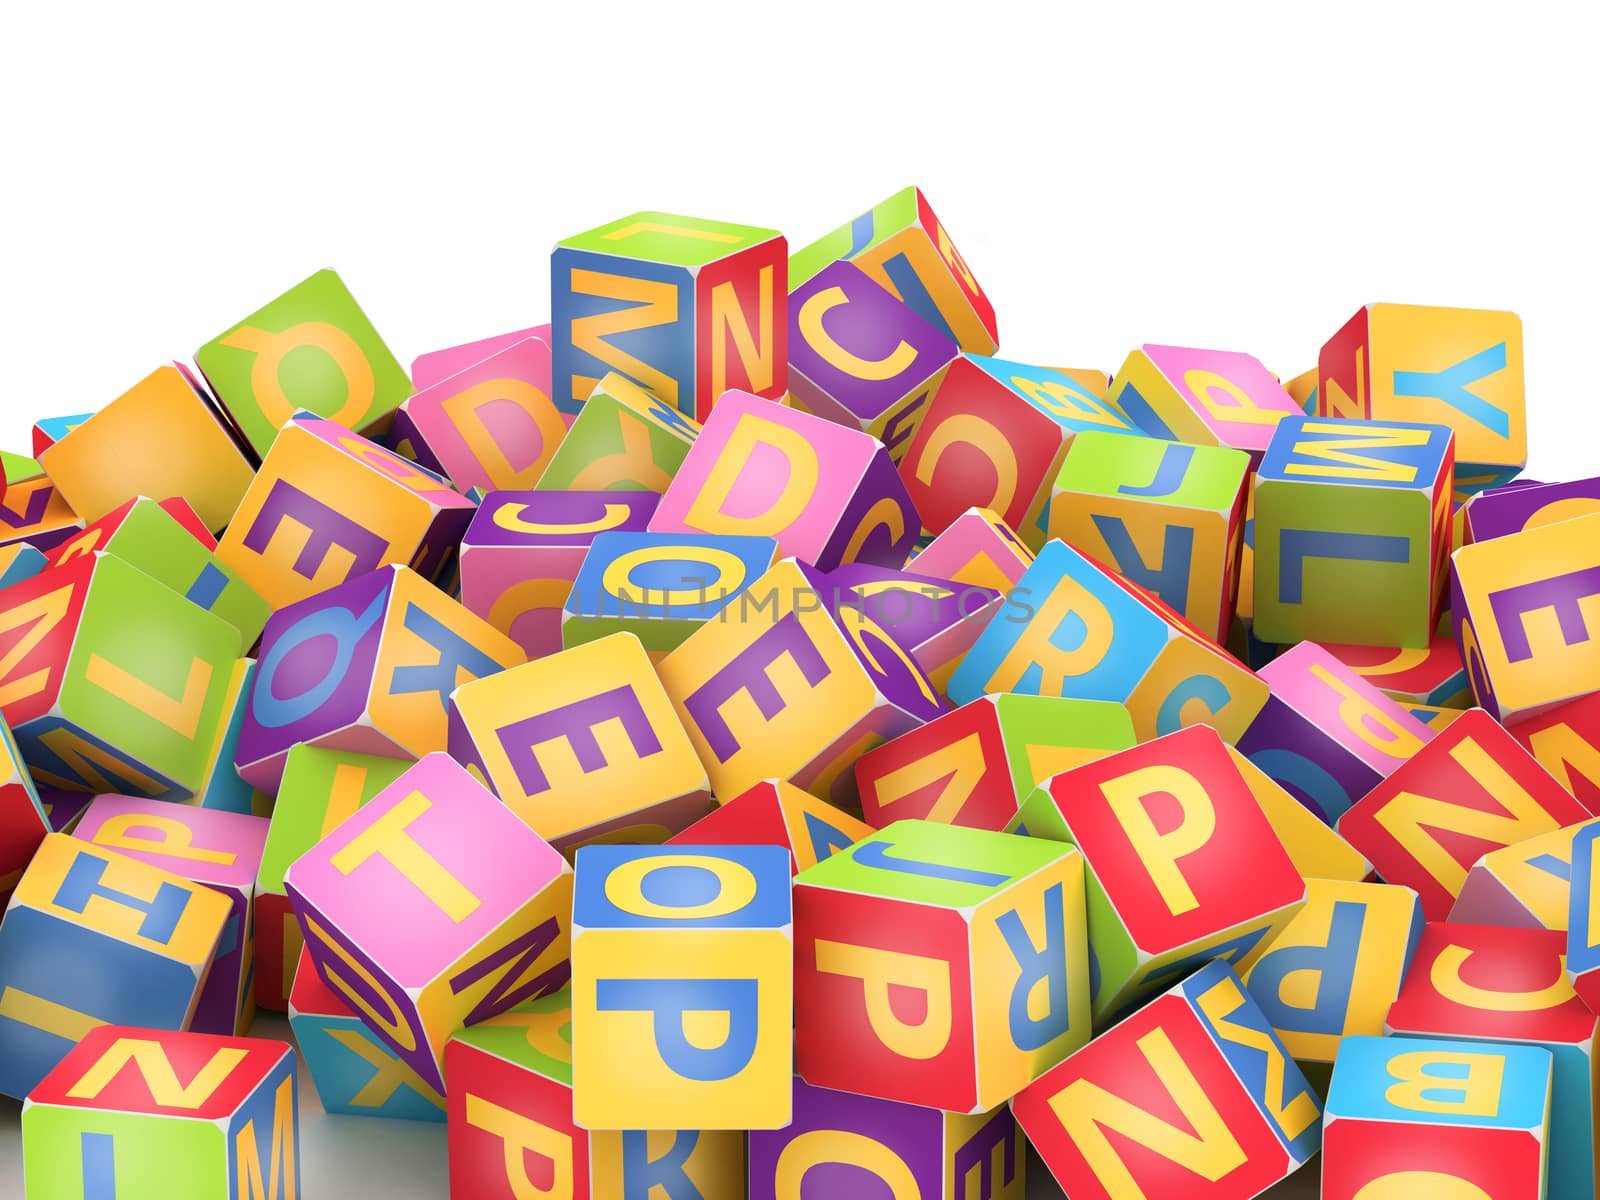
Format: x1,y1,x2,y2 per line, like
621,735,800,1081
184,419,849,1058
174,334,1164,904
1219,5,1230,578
1142,344,1301,455
904,507,1035,590
411,324,552,391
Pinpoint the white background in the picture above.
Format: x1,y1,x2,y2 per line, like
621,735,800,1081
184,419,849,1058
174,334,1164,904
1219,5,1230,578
1,2,1596,1196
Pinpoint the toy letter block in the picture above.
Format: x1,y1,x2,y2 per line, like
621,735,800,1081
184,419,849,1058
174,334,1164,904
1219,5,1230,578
252,746,408,1012
669,779,872,876
217,412,474,611
787,260,958,460
458,489,657,658
284,754,573,1093
537,372,701,493
1566,820,1600,1012
288,947,444,1122
39,366,256,534
1387,921,1597,1197
0,834,231,1097
23,1026,297,1200
1451,819,1596,930
855,694,1136,833
562,530,779,659
0,450,81,554
1254,415,1455,648
1014,726,1306,1021
1319,302,1526,492
552,211,786,420
652,389,918,570
1322,1035,1551,1200
788,186,998,355
196,268,411,458
449,632,710,854
1049,431,1250,641
236,563,521,792
31,412,94,458
793,818,1089,1112
899,356,1143,547
1452,511,1600,724
1465,474,1600,543
748,1076,1025,1200
1243,880,1424,1063
1321,631,1471,708
906,505,1034,593
1012,960,1321,1200
1110,344,1304,461
1340,708,1590,918
1236,640,1436,824
0,715,47,908
411,324,552,390
571,844,792,1129
657,558,944,807
949,539,1269,745
448,987,744,1199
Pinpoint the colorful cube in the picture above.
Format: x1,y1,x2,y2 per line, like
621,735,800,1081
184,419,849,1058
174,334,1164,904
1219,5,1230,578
905,505,1034,592
793,818,1089,1112
1451,820,1596,930
1320,631,1472,707
1012,959,1321,1199
284,753,573,1093
552,211,786,420
536,372,701,493
0,451,82,553
185,656,259,815
1512,689,1600,811
0,715,46,909
1109,344,1304,462
1566,821,1600,1011
411,323,552,390
1253,416,1455,647
668,778,872,875
572,843,792,1129
1464,473,1600,543
1226,747,1373,884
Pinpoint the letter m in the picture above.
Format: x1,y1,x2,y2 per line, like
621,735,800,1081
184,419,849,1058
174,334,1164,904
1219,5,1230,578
1281,422,1429,483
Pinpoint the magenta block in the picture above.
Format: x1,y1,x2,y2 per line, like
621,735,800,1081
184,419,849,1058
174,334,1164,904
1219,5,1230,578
1465,475,1600,543
410,324,553,390
904,507,1034,591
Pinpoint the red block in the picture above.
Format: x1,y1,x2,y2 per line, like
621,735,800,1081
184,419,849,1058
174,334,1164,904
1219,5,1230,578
1510,689,1600,813
667,779,871,875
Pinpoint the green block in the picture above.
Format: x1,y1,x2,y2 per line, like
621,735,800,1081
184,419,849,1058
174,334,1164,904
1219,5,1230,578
994,694,1138,803
536,373,700,493
789,187,920,290
558,212,781,268
1054,429,1248,512
1,449,41,481
23,1108,223,1200
256,745,410,896
449,986,573,1087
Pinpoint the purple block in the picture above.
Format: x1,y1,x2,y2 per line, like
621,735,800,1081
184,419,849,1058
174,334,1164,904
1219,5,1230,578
819,563,1000,690
1235,693,1383,824
37,788,91,833
1464,476,1600,543
382,405,450,479
817,448,920,571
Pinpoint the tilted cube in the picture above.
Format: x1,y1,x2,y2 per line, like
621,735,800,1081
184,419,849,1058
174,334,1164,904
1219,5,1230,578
0,716,46,909
185,656,259,816
572,844,792,1130
793,818,1089,1112
552,211,786,421
284,753,573,1093
668,779,872,875
1012,960,1321,1199
1284,367,1318,414
23,1025,297,1199
1254,415,1454,647
1452,819,1596,929
1464,473,1600,542
0,450,80,554
905,505,1034,592
36,788,90,834
1226,746,1373,884
411,323,551,390
1508,679,1600,813
536,372,701,493
1109,343,1304,461
1320,630,1471,707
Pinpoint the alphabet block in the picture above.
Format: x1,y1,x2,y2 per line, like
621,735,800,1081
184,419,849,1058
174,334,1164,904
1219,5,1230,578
284,753,573,1093
1110,344,1305,463
855,694,1136,833
288,947,444,1122
447,986,744,1198
572,844,792,1129
1512,689,1600,811
1451,819,1595,930
411,323,552,390
31,412,93,457
1049,431,1250,641
235,563,519,793
252,746,408,1011
899,356,1143,547
786,260,957,461
73,796,267,1037
948,539,1269,744
788,186,998,355
668,779,872,875
1243,879,1423,1063
1565,820,1600,1011
748,1075,1025,1200
1339,708,1591,918
1226,747,1373,884
1452,510,1600,724
536,372,701,493
38,365,255,533
0,542,47,590
1253,415,1455,647
449,632,710,854
657,558,945,807
1320,631,1471,707
216,412,475,611
0,451,81,553
1464,473,1600,543
1013,725,1306,1020
458,489,657,658
1319,302,1526,493
793,818,1089,1113
196,268,412,457
0,714,47,909
24,1025,296,1199
552,211,786,420
1012,959,1321,1199
905,504,1034,594
1236,640,1436,824
651,388,918,569
562,530,780,659
0,834,231,1097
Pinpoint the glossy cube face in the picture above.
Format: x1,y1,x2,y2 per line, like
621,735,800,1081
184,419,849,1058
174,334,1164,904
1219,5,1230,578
32,412,94,457
449,632,710,853
1254,416,1455,647
411,324,552,390
23,1026,298,1200
284,754,573,1093
1451,820,1594,930
1322,1035,1551,1200
0,834,231,1098
1109,344,1304,459
1014,726,1307,1020
1226,747,1373,884
571,845,794,1130
1465,475,1600,543
906,505,1034,592
536,372,702,494
552,211,787,421
668,779,872,876
0,451,81,553
1012,961,1321,1200
196,268,412,458
794,819,1089,1113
